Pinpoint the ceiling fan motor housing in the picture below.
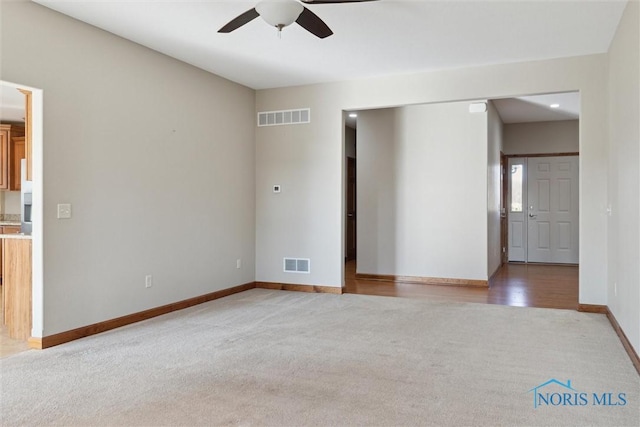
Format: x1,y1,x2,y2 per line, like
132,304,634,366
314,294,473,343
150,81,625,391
256,0,304,28
218,0,373,38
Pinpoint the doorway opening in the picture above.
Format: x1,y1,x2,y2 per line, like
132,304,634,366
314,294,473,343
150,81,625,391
342,91,580,310
495,91,581,266
344,113,357,283
0,80,43,357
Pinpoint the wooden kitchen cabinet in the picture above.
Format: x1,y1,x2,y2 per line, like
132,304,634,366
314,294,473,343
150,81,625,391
2,238,32,340
0,124,26,191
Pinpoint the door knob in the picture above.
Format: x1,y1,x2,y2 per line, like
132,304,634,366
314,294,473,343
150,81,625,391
528,212,537,218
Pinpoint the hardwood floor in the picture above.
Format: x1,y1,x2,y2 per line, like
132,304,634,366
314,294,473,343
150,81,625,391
344,261,578,310
0,285,31,358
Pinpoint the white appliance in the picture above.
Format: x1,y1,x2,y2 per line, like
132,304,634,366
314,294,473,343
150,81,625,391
20,158,32,235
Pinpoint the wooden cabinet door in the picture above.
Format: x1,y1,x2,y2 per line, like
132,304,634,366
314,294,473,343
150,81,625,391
3,239,32,339
0,125,25,191
10,136,25,191
19,89,33,182
0,130,8,190
0,227,18,283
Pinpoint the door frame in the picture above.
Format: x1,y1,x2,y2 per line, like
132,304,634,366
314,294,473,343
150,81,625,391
500,152,508,265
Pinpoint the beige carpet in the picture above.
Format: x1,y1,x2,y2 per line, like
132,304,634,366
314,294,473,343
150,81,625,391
1,289,638,426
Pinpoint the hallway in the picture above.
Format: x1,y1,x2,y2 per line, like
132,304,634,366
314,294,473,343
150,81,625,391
344,261,578,310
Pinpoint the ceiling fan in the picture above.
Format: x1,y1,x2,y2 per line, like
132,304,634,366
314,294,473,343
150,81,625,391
218,0,379,39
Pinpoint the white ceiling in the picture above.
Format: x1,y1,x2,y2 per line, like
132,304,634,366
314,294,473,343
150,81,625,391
34,0,628,90
493,92,580,124
345,91,580,128
0,84,26,123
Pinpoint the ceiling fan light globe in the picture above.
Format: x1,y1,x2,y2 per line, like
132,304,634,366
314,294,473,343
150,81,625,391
256,0,304,28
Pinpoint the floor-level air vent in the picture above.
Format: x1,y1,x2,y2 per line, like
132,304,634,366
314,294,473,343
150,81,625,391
258,108,310,127
283,258,310,274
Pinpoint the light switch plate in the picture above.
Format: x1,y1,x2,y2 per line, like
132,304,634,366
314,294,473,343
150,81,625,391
57,203,72,219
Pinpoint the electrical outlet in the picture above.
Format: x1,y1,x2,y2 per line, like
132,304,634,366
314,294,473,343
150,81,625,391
145,275,153,288
57,203,72,219
236,259,241,269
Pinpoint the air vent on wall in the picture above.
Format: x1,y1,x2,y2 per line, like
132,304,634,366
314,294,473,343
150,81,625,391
283,258,310,274
258,108,310,127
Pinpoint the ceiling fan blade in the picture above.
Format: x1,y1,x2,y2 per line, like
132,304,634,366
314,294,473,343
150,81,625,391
301,0,379,4
218,8,259,33
296,7,333,39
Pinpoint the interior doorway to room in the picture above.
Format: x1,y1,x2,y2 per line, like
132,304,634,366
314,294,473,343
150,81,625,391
507,156,579,264
0,83,30,356
343,93,579,310
345,157,357,261
500,153,508,265
0,80,42,357
344,115,357,263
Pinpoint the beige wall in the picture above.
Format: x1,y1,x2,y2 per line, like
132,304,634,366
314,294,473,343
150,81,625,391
1,2,256,336
357,102,488,280
257,53,609,305
607,0,640,354
487,101,503,276
503,120,579,155
1,192,22,215
356,109,397,276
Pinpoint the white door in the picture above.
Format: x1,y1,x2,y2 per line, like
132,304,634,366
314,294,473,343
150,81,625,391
508,158,527,262
527,156,579,264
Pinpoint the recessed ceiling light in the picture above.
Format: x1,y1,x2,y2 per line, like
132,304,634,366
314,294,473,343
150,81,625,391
550,104,560,108
348,113,358,118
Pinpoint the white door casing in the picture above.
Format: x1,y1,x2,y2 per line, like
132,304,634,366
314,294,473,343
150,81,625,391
527,156,579,264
